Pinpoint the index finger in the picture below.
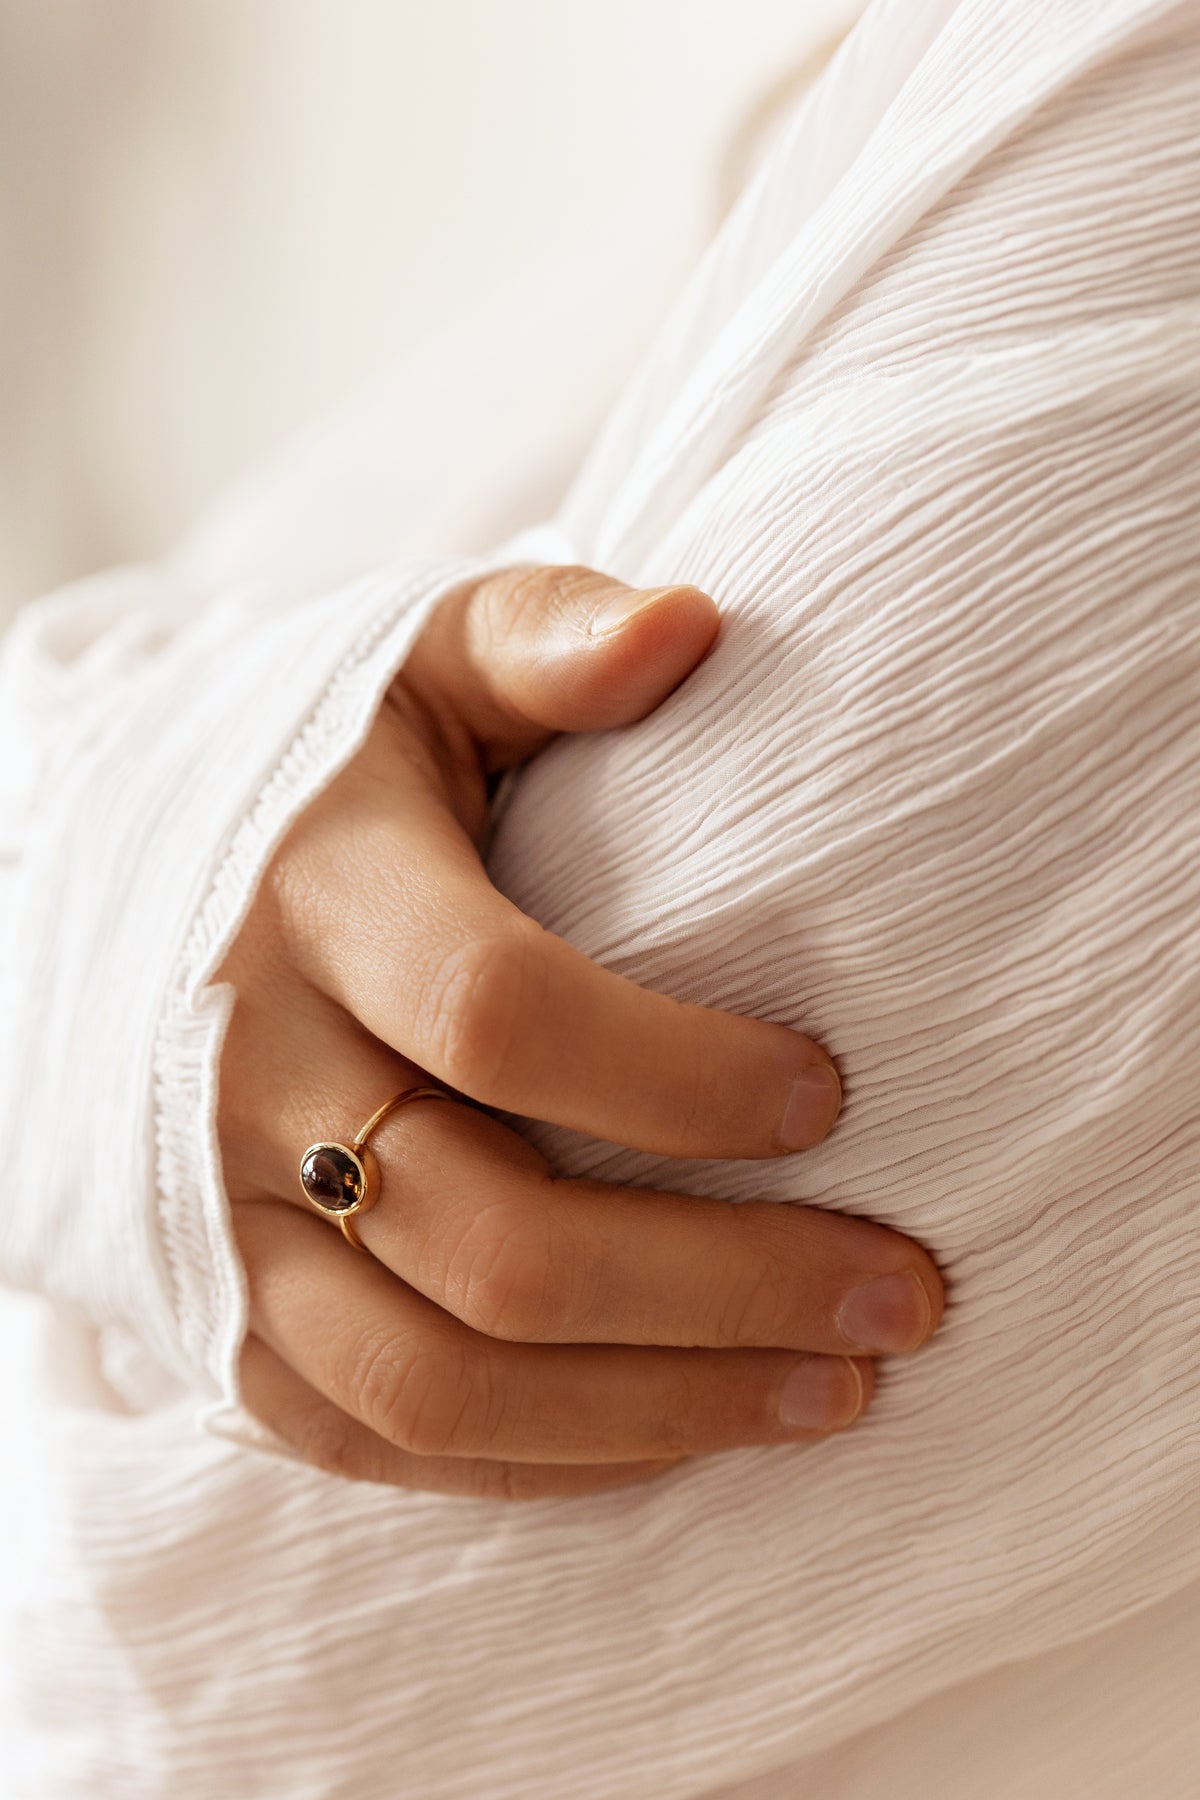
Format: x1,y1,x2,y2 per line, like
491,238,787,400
280,768,841,1160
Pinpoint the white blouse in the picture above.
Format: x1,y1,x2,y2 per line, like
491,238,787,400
2,0,1199,1794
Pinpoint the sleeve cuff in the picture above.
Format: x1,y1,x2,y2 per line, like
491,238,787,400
0,553,492,1456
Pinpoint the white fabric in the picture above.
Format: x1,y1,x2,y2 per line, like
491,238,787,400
718,1567,1200,1800
2,0,1199,1794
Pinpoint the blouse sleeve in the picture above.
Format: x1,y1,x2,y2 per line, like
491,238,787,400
0,552,490,1428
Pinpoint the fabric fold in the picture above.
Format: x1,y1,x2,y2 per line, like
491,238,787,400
563,0,1183,572
2,0,1199,1794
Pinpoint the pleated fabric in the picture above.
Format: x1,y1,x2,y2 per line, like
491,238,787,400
1,0,1198,1794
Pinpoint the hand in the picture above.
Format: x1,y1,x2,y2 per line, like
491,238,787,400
219,565,944,1499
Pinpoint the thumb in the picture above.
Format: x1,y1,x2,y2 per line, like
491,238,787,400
404,564,721,765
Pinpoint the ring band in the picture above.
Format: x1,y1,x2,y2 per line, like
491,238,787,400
298,1086,450,1253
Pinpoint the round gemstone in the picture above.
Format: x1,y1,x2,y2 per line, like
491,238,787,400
300,1144,366,1214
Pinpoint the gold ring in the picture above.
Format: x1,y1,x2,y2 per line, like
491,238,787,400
298,1086,450,1253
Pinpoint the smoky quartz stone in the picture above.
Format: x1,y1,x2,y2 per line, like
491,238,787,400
300,1144,366,1214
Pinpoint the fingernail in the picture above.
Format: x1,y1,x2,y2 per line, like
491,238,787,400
838,1271,932,1354
777,1356,863,1432
779,1063,842,1151
588,585,679,637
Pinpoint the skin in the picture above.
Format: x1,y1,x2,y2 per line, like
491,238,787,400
219,565,945,1500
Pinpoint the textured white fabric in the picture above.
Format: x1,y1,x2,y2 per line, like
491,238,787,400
2,0,1199,1794
718,1567,1200,1799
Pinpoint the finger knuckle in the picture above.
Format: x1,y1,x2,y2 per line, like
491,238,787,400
724,1206,821,1344
295,1404,368,1484
489,1460,549,1502
707,1269,780,1349
420,927,540,1098
476,566,545,638
486,1461,589,1502
659,1390,698,1459
658,1038,723,1155
478,563,598,638
444,1200,561,1343
264,833,327,958
709,1254,796,1350
652,1364,709,1457
351,1331,476,1458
